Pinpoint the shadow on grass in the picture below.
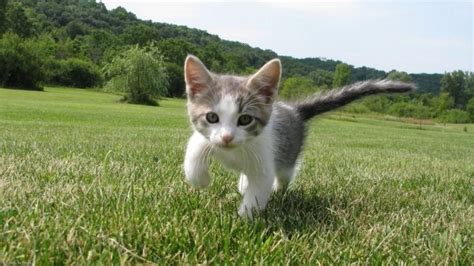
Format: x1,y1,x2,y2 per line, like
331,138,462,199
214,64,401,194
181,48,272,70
259,188,346,235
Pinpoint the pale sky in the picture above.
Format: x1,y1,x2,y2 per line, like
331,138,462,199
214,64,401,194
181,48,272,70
101,0,473,74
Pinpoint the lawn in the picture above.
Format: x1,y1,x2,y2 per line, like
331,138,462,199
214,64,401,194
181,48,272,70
1,87,473,264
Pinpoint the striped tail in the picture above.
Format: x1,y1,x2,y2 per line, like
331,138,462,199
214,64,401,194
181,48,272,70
294,79,416,121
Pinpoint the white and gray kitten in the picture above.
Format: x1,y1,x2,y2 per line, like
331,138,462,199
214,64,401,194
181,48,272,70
183,55,415,219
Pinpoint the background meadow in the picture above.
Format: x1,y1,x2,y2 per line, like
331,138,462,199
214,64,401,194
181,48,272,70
1,87,472,264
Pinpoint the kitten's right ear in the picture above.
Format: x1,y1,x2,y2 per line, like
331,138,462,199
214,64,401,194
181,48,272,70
184,55,212,98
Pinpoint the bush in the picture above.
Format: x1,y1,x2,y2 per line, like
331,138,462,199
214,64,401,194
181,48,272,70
49,58,103,88
388,102,434,119
0,33,51,90
279,76,323,100
362,96,392,113
466,98,474,122
438,109,471,124
103,45,168,105
341,103,370,114
164,62,185,97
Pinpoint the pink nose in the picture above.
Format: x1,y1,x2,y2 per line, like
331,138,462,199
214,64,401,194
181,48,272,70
221,134,234,144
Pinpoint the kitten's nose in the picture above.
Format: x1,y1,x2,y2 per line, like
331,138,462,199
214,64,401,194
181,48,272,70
221,134,234,144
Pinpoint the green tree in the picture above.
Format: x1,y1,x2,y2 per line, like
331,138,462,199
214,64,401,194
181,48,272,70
441,71,467,108
332,63,351,87
387,70,412,82
0,33,53,89
0,0,7,34
164,62,185,97
279,76,319,99
309,69,333,87
49,58,103,88
430,93,454,115
466,98,474,122
103,45,168,105
5,2,34,37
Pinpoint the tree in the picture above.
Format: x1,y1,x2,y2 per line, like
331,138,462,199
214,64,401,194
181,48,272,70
0,0,7,34
387,70,412,83
332,63,351,87
466,98,474,122
49,58,103,88
430,93,454,115
0,33,53,89
5,2,34,37
164,62,185,97
441,71,467,108
309,69,333,87
103,45,168,105
279,76,320,99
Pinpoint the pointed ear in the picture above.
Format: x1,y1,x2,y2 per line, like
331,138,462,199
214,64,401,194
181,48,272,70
247,59,281,99
184,55,212,98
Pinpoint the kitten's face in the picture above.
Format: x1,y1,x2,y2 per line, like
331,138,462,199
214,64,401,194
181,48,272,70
184,56,281,148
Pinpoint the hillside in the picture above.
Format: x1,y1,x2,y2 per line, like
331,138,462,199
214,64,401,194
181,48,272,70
4,0,442,94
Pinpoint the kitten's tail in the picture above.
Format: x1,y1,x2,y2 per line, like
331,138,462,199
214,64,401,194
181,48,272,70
294,79,416,121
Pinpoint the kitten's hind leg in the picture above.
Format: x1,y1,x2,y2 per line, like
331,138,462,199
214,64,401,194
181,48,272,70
238,173,248,195
273,166,296,192
184,132,212,189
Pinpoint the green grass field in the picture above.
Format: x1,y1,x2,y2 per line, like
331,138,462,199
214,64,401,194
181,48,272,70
1,87,473,264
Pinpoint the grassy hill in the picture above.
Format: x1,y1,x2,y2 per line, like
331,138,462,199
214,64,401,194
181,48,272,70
1,87,472,264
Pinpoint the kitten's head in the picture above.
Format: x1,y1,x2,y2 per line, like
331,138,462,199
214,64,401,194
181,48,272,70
184,55,281,148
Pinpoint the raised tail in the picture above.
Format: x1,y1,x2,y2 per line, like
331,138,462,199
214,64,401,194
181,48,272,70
294,79,416,121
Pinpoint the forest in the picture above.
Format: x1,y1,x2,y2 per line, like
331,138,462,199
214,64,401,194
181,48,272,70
1,0,473,123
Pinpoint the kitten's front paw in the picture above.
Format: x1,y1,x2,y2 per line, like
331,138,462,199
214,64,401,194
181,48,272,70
272,179,288,193
238,199,265,220
238,204,256,220
185,170,210,189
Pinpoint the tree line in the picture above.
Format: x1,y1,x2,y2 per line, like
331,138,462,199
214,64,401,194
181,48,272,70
0,0,472,122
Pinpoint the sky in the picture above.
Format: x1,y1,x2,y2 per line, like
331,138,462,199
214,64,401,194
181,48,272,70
100,0,473,74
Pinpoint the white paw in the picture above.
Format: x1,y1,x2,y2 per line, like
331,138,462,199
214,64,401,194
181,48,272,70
185,170,210,189
272,179,288,192
238,174,248,195
238,204,256,220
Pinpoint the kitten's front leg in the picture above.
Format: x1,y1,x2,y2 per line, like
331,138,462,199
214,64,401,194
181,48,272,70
238,169,274,219
184,132,212,189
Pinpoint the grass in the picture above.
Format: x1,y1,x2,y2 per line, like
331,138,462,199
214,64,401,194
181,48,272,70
1,87,473,264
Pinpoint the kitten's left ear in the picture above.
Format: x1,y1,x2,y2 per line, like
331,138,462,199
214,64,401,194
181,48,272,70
247,59,281,99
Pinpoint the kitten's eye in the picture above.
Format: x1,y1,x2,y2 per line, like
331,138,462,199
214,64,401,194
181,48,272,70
238,114,253,126
206,112,219,123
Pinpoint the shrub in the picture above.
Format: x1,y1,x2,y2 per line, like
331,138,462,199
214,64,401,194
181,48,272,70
49,58,103,88
438,109,471,124
279,76,322,100
103,45,168,105
466,98,474,122
341,103,370,114
388,102,434,119
0,33,51,90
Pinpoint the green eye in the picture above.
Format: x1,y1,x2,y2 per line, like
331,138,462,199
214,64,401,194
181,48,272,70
238,114,253,126
205,112,219,123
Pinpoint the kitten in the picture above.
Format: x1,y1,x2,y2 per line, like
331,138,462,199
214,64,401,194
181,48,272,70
183,55,415,219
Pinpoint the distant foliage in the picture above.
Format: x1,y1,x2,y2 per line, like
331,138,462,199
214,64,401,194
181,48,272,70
465,98,474,122
50,58,103,88
0,32,53,89
438,109,471,124
103,45,168,105
441,71,472,109
279,76,324,100
387,70,413,83
308,69,333,88
332,63,351,87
